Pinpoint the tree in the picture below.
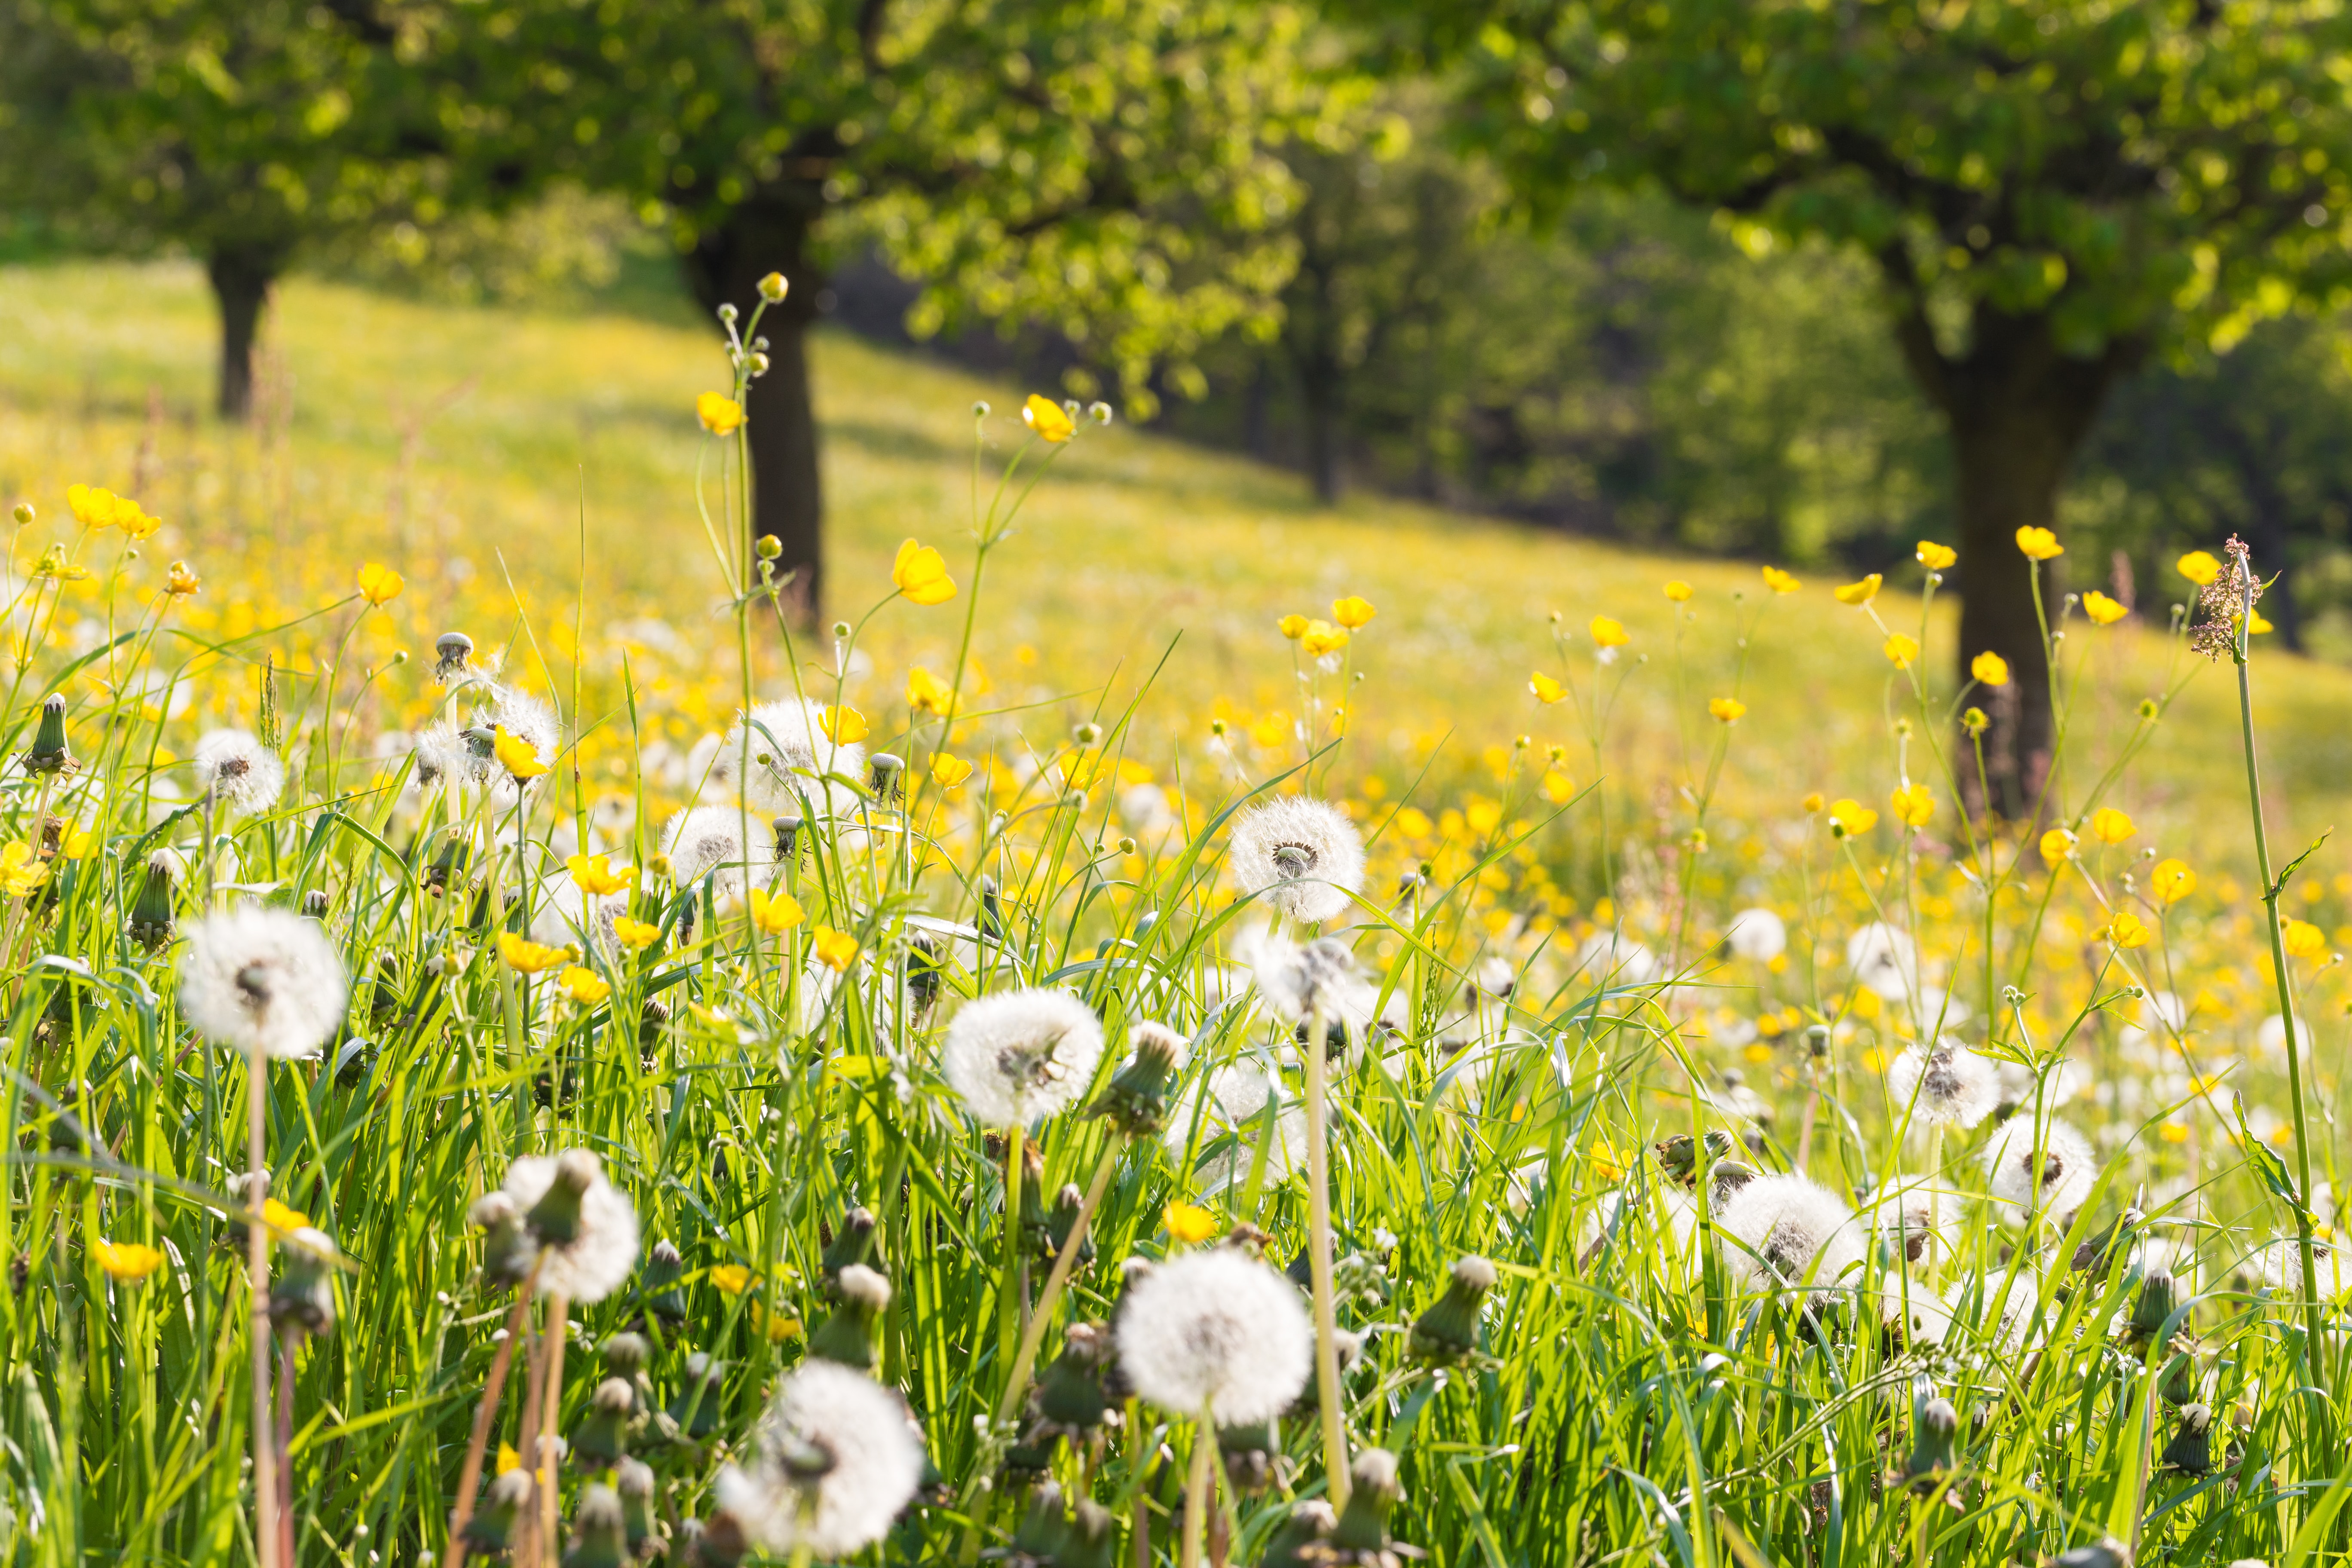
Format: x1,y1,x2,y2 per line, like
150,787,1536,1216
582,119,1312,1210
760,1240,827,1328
458,0,1332,616
1362,0,2352,812
1,0,445,419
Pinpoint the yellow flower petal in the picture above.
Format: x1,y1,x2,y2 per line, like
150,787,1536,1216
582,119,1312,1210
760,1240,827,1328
1163,1201,1218,1244
906,665,957,716
613,916,662,952
493,726,550,780
812,927,859,971
890,539,957,606
696,392,744,435
1889,782,1933,827
92,1239,166,1283
2089,806,2136,845
1300,620,1348,658
565,854,634,896
2081,590,2128,625
2038,828,2074,868
498,931,574,974
1708,696,1745,723
2152,858,2196,904
1970,651,2010,687
1916,541,1957,571
931,753,974,789
1761,566,1801,594
1833,574,1882,606
1331,595,1376,628
558,965,612,1004
749,887,804,935
1663,580,1693,602
1883,634,1920,669
2015,526,2064,561
1277,614,1309,640
1530,672,1567,704
1828,799,1877,837
2176,550,2221,587
1589,616,1629,649
357,563,404,606
2108,910,2151,949
818,705,869,745
1022,394,1075,443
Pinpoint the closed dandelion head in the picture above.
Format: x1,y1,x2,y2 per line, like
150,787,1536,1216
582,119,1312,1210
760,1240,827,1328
1980,1118,2097,1225
193,729,285,816
565,1482,629,1568
269,1227,340,1337
941,988,1105,1127
1714,1173,1865,1297
499,1149,640,1301
1228,796,1364,925
1321,1448,1411,1564
462,1467,536,1553
179,908,349,1061
716,698,866,816
1088,1020,1189,1137
715,1361,924,1558
1115,1248,1312,1424
1408,1254,1498,1366
1887,1040,1998,1128
807,1264,892,1370
128,850,180,949
432,631,478,686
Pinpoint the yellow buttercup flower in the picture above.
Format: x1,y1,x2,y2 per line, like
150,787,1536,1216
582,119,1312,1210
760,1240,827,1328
2082,591,2128,625
558,965,612,1005
1827,799,1877,838
2108,910,2151,949
1970,651,2010,687
2248,609,2274,635
2089,806,2135,845
1802,792,1825,814
2038,828,2074,868
1331,595,1376,628
1588,1137,1629,1181
1663,580,1693,603
613,916,662,952
1529,672,1567,704
115,499,161,540
696,392,744,435
356,563,404,605
260,1198,309,1235
906,665,956,716
2015,526,2063,561
890,539,956,606
56,824,95,861
497,931,574,974
2177,550,2221,586
93,1239,166,1283
932,753,974,789
0,842,49,898
67,484,117,529
1833,574,1882,606
566,854,633,896
1163,1201,1218,1244
1708,697,1746,723
164,560,201,597
710,1264,754,1296
1883,634,1920,669
496,1443,522,1476
2152,858,2196,904
493,726,550,780
1761,566,1801,594
819,705,869,745
1916,541,1957,571
1300,620,1349,658
1889,782,1934,827
2286,919,2328,959
1023,394,1075,442
812,927,859,971
749,888,804,935
1589,616,1629,649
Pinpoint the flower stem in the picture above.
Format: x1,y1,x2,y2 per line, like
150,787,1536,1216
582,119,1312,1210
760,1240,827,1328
1302,1003,1349,1510
246,1041,277,1568
444,1260,541,1568
537,1291,570,1567
1180,1400,1216,1568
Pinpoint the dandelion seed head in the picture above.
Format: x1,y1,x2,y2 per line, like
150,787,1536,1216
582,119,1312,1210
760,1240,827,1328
1887,1041,1999,1128
714,698,867,816
193,729,285,817
1845,922,1917,1002
662,806,756,900
941,988,1104,1126
499,1150,640,1301
1981,1118,2098,1224
715,1360,923,1557
1242,927,1356,1023
1714,1173,1865,1295
409,721,474,792
179,908,349,1061
1116,1248,1313,1424
1228,796,1363,925
1724,907,1786,962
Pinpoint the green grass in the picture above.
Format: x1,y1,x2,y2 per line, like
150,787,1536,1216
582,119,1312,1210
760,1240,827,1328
0,259,2349,1568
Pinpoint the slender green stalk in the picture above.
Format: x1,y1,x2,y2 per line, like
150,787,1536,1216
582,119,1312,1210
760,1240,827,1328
1302,1001,1348,1510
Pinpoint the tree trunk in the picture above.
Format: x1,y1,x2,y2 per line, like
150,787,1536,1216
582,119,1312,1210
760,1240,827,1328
207,245,280,422
680,197,825,622
1299,357,1343,505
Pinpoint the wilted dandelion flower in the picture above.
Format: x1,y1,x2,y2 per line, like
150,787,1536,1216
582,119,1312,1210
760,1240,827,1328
1886,1041,1998,1128
179,908,350,1061
941,988,1105,1126
1713,1173,1865,1295
714,1360,924,1558
1228,796,1364,925
1980,1118,2097,1225
714,697,867,816
1116,1248,1312,1424
193,729,285,816
498,1149,640,1301
1724,908,1786,962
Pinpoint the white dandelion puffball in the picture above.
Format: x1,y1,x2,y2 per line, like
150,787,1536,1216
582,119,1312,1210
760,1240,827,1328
499,1150,640,1302
1243,927,1357,1023
662,805,760,901
2255,1236,2352,1300
1953,1265,2045,1351
715,698,866,816
408,721,476,793
1714,1173,1865,1295
1845,922,1917,1003
1865,1173,1962,1264
1980,1118,2098,1224
193,729,285,817
715,1360,923,1558
1886,1041,1999,1129
1574,930,1662,986
1228,796,1364,925
485,689,561,766
179,908,349,1061
1724,907,1786,963
941,989,1105,1126
1116,1249,1313,1424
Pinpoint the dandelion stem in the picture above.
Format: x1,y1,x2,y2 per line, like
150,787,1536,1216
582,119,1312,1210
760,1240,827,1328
246,1041,278,1568
444,1258,542,1568
537,1291,570,1568
1302,1002,1349,1510
1179,1400,1216,1568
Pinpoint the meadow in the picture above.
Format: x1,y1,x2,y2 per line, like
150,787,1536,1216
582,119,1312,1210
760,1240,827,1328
0,260,2349,1565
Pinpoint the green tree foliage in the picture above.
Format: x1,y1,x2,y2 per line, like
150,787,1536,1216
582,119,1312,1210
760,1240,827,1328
0,0,445,417
444,0,1339,614
1360,0,2352,811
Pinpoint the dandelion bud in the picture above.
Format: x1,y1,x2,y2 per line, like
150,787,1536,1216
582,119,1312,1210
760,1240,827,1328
617,1458,663,1556
1219,1415,1282,1493
640,1239,688,1324
1902,1395,1957,1488
2070,1208,2144,1276
24,694,69,775
1409,1256,1497,1366
1324,1448,1409,1561
1087,1020,1186,1137
462,1468,535,1553
571,1375,640,1466
469,1191,535,1289
1804,1023,1831,1060
270,1228,340,1337
807,1264,891,1370
602,1330,650,1381
868,752,903,801
564,1482,631,1568
301,888,330,920
978,874,1004,939
668,1351,727,1440
523,1149,600,1246
1030,1321,1113,1440
128,852,178,950
2130,1269,2178,1346
2162,1403,2212,1475
820,1206,878,1288
1003,1483,1070,1561
505,1150,639,1301
10,503,29,526
1653,1130,1733,1185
